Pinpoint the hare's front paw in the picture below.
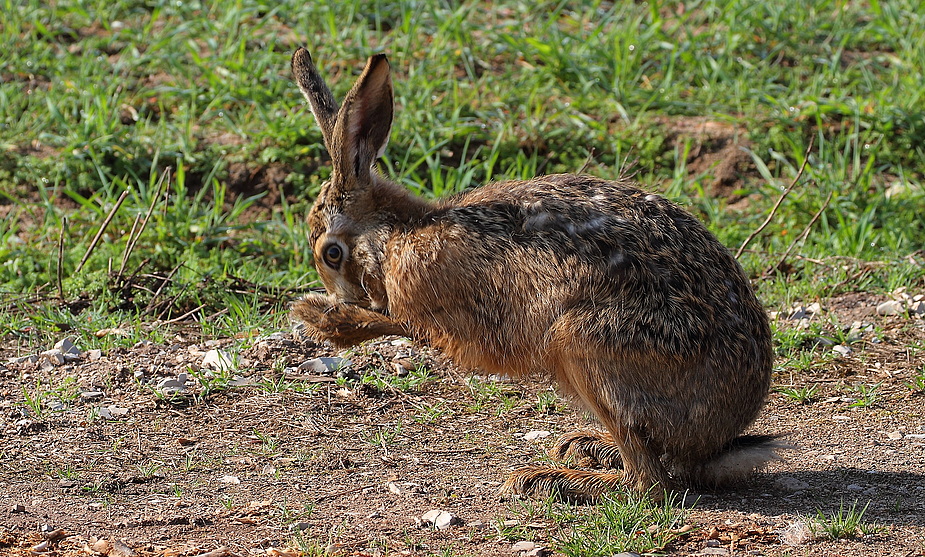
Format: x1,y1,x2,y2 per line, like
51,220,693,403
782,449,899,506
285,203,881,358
293,293,410,347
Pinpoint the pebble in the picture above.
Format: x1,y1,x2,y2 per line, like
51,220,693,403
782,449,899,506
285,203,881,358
40,349,65,366
288,522,311,532
156,374,188,395
298,357,351,374
887,431,904,440
98,406,130,419
523,430,551,441
54,338,80,358
8,354,38,364
80,391,105,400
87,349,103,361
876,300,905,316
201,349,234,371
775,476,809,492
511,541,548,556
832,344,851,357
910,301,925,315
419,509,459,530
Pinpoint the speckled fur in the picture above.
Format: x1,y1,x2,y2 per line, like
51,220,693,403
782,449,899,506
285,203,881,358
290,48,778,499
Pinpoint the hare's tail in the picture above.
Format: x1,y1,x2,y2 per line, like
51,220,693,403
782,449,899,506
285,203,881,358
683,434,790,487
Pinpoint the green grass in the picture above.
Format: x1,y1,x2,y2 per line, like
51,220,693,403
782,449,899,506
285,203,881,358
3,1,925,353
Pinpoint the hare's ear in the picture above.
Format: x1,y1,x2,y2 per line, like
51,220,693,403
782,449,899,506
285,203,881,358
292,47,339,149
332,54,393,179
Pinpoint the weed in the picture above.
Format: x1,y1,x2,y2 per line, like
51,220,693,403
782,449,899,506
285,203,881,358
848,383,881,408
536,390,561,414
413,401,450,424
21,382,47,420
810,500,878,540
776,384,820,405
135,460,163,478
364,420,403,451
251,429,280,455
906,365,925,393
362,362,434,393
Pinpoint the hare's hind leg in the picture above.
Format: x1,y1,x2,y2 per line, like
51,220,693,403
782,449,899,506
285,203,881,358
550,431,622,469
500,467,623,504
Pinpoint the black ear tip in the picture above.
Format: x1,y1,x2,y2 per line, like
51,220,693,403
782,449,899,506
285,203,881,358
370,53,389,68
292,47,313,68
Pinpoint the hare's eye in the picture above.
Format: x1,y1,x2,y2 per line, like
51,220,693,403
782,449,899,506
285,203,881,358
322,242,344,269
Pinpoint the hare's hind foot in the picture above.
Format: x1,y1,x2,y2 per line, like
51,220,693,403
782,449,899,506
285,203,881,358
550,431,623,469
501,466,625,504
293,293,410,347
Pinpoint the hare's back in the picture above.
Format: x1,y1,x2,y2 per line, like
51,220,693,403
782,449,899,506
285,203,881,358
445,174,767,350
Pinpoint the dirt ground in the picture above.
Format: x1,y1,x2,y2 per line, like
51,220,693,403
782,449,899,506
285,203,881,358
1,290,924,557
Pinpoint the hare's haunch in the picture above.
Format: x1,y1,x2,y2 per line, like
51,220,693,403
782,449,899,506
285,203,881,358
290,47,781,501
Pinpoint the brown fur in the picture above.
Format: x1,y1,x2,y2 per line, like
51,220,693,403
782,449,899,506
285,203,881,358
290,48,779,500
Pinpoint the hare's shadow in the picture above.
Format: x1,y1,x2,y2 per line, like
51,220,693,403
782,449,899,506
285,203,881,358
690,468,925,528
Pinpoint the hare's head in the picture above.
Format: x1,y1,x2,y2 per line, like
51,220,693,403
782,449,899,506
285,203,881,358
292,48,397,310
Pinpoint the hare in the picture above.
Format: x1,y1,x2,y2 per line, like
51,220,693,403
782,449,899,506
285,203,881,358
290,47,780,501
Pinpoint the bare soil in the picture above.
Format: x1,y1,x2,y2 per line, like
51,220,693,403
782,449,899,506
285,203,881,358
1,292,924,557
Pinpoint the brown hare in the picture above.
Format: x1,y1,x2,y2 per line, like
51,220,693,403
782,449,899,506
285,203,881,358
290,47,781,501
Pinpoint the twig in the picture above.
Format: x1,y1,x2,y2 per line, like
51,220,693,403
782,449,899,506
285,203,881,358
142,263,183,314
56,218,67,299
76,188,130,273
578,147,596,174
735,136,815,259
764,191,834,277
119,167,171,276
162,304,206,324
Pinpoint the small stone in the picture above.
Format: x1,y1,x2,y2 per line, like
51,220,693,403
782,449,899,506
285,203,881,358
298,356,351,374
80,391,104,400
910,301,925,315
846,484,864,491
392,358,415,376
775,476,809,492
289,522,311,532
11,503,25,513
511,541,535,553
87,349,103,361
54,338,80,357
787,306,809,320
40,349,65,366
98,406,130,419
156,375,188,396
697,548,728,555
8,354,38,364
523,430,551,441
201,349,235,372
219,475,240,484
876,300,905,316
832,345,851,357
420,509,459,530
887,431,903,440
